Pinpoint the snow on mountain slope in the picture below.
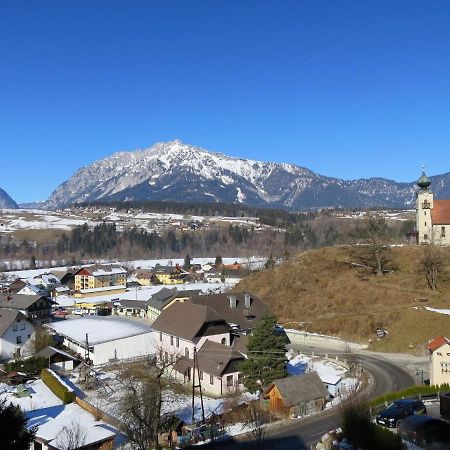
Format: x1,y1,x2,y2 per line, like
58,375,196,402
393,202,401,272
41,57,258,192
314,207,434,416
45,140,450,210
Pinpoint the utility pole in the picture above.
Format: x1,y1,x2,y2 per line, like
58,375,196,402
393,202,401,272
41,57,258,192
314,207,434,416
191,347,205,426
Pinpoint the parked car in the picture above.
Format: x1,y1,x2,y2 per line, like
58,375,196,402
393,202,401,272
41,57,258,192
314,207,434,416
53,309,69,319
376,399,427,427
397,415,450,449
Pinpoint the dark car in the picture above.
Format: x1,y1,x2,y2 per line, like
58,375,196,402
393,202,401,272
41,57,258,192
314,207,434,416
397,415,450,449
376,399,427,427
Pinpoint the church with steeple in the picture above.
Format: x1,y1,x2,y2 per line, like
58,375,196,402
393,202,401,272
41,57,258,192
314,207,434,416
416,171,450,245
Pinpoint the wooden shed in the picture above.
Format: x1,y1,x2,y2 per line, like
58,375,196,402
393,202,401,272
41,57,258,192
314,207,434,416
264,372,329,417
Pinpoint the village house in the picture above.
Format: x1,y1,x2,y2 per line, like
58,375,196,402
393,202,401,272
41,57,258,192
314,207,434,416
415,171,450,245
173,340,246,396
135,268,158,286
32,273,62,292
50,268,77,290
0,294,54,324
147,288,201,322
153,264,186,285
17,283,47,296
0,309,35,360
114,299,148,318
427,336,450,386
73,264,127,290
264,372,329,417
151,302,231,359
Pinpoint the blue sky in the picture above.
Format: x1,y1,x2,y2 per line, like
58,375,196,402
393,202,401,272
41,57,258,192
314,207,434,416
2,1,450,202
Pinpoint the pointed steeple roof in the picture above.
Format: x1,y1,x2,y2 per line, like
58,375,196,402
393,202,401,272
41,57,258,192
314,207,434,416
417,170,431,190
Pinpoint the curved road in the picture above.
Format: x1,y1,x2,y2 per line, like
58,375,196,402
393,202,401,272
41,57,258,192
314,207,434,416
265,348,416,449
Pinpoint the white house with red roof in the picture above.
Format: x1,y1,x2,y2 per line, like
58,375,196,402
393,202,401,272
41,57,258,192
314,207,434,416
416,171,450,245
427,336,450,385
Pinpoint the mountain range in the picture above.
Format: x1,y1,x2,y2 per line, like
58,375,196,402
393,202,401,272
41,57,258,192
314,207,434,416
39,140,450,210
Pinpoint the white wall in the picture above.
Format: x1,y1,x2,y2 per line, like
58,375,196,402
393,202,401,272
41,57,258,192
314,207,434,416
0,319,35,360
63,332,154,365
154,331,230,359
430,342,450,386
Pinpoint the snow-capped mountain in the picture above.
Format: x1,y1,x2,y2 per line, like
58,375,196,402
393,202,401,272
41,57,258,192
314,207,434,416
45,140,450,210
0,187,18,209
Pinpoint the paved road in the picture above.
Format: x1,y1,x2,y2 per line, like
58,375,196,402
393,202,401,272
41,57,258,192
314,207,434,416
265,347,416,449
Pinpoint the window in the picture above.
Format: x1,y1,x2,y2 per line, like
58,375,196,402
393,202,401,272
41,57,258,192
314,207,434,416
185,348,190,358
226,375,233,387
20,323,25,330
424,210,427,215
442,227,446,238
424,222,427,226
176,337,179,348
170,335,174,346
16,336,22,344
437,352,443,356
424,234,428,240
199,371,203,381
12,324,18,332
210,374,214,385
159,332,162,342
221,337,227,345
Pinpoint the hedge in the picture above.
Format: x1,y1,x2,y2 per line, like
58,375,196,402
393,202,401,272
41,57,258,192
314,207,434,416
41,368,75,404
369,384,450,409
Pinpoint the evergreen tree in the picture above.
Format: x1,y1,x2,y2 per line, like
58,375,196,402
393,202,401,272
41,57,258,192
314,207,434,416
214,254,223,267
0,399,36,450
239,313,287,393
29,255,37,270
265,253,276,269
183,253,191,270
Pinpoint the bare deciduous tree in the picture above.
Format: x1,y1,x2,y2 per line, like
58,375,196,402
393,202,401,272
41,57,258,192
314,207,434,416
422,235,442,291
115,351,181,450
54,421,87,450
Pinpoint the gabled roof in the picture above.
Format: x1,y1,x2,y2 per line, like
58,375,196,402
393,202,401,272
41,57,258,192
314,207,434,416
427,336,450,352
266,372,328,407
190,292,269,330
197,340,245,376
174,340,245,377
35,346,78,361
116,299,148,309
0,309,28,337
431,200,450,225
147,288,200,311
0,294,52,311
151,302,229,341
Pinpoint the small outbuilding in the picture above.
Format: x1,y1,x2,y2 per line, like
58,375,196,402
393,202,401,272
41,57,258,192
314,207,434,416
264,372,329,417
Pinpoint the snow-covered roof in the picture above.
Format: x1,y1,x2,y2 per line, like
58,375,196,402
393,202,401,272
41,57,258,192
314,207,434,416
26,403,116,448
46,316,153,345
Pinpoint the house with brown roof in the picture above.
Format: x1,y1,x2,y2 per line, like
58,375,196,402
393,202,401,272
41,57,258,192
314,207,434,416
416,171,450,245
173,340,246,396
147,288,200,322
264,372,329,418
0,294,54,324
152,302,232,359
427,336,450,386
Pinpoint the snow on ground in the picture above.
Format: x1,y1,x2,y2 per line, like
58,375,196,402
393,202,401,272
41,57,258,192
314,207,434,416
0,379,63,411
287,353,348,382
424,306,450,316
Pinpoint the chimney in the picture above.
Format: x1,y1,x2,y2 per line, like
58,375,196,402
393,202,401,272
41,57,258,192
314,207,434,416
244,293,251,309
229,295,237,309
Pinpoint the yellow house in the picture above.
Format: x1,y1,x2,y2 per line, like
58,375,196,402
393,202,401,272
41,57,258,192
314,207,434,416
428,336,450,386
135,269,157,286
147,288,200,321
73,264,127,291
153,265,184,285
